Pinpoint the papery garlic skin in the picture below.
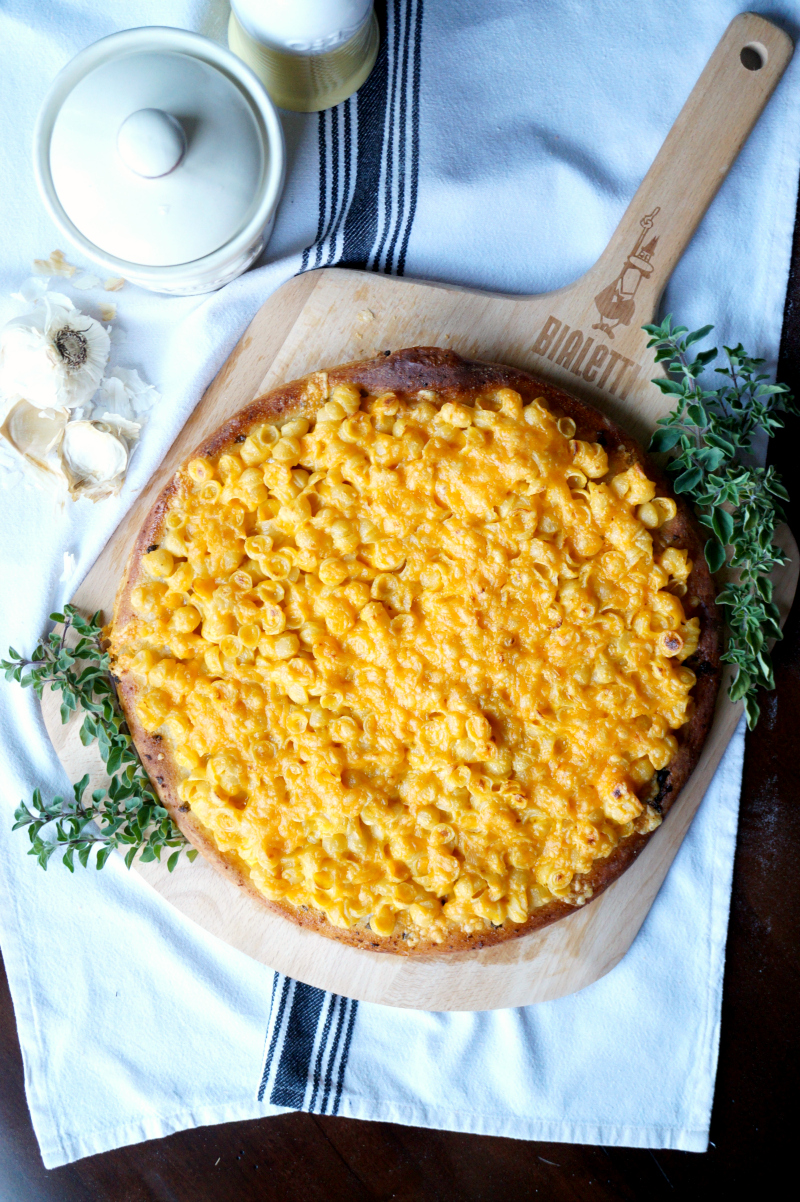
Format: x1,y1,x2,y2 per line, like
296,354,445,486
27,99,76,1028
60,551,77,582
97,412,142,442
94,367,159,424
0,294,110,410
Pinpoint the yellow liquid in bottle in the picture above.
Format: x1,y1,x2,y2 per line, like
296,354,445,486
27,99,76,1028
228,10,380,113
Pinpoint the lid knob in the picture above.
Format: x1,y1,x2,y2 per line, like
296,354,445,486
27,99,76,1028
116,108,186,178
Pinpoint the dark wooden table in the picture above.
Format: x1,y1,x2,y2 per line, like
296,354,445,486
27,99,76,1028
3,228,800,1202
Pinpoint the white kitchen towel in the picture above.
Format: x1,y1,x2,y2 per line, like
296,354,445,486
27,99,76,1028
0,0,797,1169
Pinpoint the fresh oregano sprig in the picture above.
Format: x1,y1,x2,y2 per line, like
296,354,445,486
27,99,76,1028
2,605,197,871
644,316,798,728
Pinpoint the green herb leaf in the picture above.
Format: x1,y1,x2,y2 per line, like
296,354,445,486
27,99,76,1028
705,538,727,574
684,324,715,347
650,426,683,453
711,508,735,545
673,466,704,494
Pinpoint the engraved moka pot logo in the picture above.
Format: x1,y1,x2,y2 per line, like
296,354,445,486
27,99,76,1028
592,207,660,340
532,207,661,400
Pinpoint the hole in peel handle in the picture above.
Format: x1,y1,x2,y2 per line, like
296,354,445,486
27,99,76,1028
740,42,767,71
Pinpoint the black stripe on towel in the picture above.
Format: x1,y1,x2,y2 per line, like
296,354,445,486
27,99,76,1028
324,98,354,266
319,994,349,1114
270,982,327,1109
300,114,329,273
382,0,414,274
331,997,359,1115
314,105,341,268
396,0,423,276
340,0,391,268
257,974,290,1103
370,0,403,274
308,990,339,1112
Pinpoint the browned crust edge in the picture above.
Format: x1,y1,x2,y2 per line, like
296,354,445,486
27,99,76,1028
111,347,722,957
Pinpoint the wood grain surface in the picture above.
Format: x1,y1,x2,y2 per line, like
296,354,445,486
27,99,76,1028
41,13,797,1010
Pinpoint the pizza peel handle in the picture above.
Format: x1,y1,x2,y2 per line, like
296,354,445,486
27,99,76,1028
520,12,793,433
585,13,793,315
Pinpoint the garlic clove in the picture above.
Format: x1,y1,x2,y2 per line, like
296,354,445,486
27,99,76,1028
1,398,67,459
60,420,128,501
0,399,69,488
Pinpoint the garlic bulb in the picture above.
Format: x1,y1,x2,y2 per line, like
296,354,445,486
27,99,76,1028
60,420,131,501
0,293,110,410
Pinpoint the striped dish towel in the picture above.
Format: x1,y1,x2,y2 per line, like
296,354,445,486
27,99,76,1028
2,0,799,1167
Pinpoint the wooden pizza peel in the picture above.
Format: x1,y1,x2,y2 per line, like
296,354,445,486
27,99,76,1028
42,14,798,1009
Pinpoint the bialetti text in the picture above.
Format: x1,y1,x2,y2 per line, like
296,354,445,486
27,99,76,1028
532,316,641,400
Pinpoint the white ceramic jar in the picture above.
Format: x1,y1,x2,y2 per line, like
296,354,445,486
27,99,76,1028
33,27,286,295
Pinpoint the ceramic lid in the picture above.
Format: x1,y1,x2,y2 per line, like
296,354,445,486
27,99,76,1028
47,35,269,267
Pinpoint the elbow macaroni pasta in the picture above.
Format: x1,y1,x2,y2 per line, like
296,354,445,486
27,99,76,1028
110,379,700,948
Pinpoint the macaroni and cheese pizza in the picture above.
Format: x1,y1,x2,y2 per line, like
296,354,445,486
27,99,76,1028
109,347,721,954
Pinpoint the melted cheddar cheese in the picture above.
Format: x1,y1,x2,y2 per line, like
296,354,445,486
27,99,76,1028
110,380,700,947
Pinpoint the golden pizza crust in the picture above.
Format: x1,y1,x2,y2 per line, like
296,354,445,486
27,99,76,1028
110,347,721,955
